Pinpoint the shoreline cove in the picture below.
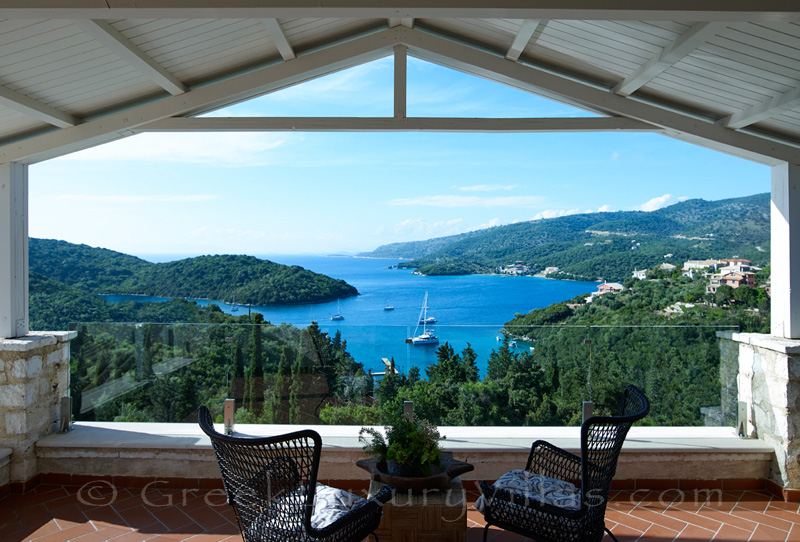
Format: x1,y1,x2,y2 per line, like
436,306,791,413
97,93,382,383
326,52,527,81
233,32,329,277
102,255,596,377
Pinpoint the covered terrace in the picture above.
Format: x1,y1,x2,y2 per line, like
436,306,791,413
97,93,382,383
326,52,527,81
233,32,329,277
2,2,800,540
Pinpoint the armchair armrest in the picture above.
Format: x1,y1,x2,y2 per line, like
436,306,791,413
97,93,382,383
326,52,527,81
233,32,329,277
525,440,582,483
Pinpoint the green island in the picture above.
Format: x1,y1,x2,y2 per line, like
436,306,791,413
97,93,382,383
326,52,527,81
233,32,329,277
359,193,769,281
30,238,358,322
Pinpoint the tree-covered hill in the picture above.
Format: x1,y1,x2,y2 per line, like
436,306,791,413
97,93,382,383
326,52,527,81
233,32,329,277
30,238,358,307
358,193,770,281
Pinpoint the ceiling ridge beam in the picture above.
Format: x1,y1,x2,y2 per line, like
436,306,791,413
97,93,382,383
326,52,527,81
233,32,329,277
0,27,400,165
141,116,659,132
3,3,800,22
388,18,414,28
74,19,188,96
263,18,296,60
721,85,800,129
613,22,726,97
0,85,79,128
397,27,799,165
506,19,541,61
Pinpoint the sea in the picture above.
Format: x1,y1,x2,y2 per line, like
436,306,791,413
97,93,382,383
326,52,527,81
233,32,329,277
102,255,597,377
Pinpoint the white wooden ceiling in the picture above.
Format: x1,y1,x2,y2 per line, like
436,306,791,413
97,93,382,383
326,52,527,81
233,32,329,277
1,1,800,166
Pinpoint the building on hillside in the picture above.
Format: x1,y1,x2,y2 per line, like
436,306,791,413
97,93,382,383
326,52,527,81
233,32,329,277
664,253,674,258
596,282,624,296
543,266,560,275
632,268,648,280
659,263,677,272
719,259,753,274
683,259,724,272
706,272,756,294
500,261,529,275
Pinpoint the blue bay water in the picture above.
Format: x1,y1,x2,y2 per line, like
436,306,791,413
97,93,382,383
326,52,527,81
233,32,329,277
106,255,597,377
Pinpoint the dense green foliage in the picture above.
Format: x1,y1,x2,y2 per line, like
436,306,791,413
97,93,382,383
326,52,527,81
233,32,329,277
30,238,358,308
71,318,372,425
360,193,770,281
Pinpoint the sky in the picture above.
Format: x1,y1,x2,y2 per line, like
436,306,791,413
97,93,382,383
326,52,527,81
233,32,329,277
29,56,770,258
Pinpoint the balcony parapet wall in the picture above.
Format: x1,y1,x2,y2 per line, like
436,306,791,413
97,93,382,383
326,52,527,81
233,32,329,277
718,331,800,490
0,331,75,483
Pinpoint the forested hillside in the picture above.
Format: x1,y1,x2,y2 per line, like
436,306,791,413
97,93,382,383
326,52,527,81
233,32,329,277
360,193,770,281
30,238,358,310
320,270,769,427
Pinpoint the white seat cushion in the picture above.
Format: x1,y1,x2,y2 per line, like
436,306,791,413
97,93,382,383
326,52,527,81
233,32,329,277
311,483,368,529
475,470,580,513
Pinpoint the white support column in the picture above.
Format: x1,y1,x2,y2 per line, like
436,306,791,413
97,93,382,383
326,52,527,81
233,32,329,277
394,44,407,121
771,162,800,339
0,162,28,339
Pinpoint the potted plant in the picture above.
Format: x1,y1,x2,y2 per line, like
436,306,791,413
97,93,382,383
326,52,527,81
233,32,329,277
359,414,445,477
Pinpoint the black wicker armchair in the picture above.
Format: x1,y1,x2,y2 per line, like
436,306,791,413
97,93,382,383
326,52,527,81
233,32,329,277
198,406,393,542
477,385,650,542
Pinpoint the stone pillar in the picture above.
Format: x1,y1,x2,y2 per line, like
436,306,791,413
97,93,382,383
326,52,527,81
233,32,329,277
0,331,75,485
718,331,800,490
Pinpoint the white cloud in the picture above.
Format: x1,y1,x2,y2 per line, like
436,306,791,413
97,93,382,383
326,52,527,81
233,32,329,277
57,132,290,166
532,204,613,220
455,184,517,192
469,218,501,231
389,195,544,208
53,194,220,204
533,208,582,220
633,194,681,212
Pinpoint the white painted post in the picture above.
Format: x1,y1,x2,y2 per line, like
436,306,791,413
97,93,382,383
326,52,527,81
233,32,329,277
771,163,800,339
394,44,407,121
0,162,28,339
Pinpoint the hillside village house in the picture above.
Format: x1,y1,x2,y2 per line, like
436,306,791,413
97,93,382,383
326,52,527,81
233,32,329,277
3,2,800,539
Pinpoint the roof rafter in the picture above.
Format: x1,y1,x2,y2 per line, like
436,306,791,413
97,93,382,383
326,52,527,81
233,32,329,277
397,27,800,165
263,18,295,60
3,1,799,22
614,22,726,96
721,86,800,129
74,19,187,96
141,116,658,133
0,85,79,128
506,19,541,61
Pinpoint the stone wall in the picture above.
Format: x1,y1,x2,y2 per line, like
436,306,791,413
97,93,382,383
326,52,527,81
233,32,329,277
0,331,75,483
718,331,800,489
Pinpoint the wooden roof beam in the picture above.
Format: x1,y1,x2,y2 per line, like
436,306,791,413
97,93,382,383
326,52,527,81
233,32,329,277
614,22,726,97
506,19,544,62
0,85,79,128
721,85,800,129
74,19,187,96
2,1,799,22
140,116,659,132
263,18,296,60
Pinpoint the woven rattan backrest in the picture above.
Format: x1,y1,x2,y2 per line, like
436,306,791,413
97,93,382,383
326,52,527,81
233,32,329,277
581,386,649,521
198,406,322,538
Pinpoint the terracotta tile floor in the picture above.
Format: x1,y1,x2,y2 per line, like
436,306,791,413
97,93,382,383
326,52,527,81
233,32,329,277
2,483,800,541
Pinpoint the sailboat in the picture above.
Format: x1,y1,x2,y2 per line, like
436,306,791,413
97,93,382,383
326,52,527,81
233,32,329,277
230,296,239,312
331,299,344,321
384,299,394,311
411,292,439,345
